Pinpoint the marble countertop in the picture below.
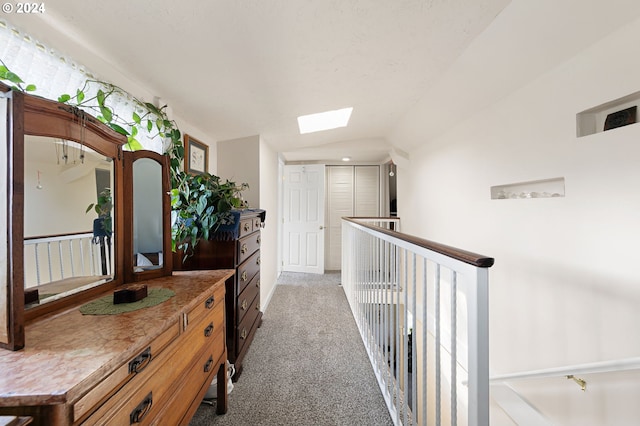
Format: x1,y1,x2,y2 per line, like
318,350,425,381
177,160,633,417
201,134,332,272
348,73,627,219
0,269,233,407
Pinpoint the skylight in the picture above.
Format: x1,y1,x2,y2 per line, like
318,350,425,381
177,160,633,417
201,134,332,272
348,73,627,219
297,107,353,134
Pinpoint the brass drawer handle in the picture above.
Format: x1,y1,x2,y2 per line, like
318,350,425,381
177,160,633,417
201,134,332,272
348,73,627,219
130,392,153,424
257,256,261,265
256,302,261,311
204,355,214,373
128,347,152,374
205,295,215,309
204,322,214,337
241,299,247,311
241,243,248,254
241,328,248,340
256,279,260,288
241,271,248,281
257,235,261,245
243,222,251,232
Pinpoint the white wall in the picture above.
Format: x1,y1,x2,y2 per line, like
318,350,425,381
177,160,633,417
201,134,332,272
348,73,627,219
217,135,261,208
394,16,640,425
259,138,279,310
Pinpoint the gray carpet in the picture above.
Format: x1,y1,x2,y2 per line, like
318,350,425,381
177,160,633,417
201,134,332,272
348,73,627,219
190,271,393,426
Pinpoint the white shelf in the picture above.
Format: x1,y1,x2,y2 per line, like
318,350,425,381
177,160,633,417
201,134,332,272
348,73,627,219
491,177,565,200
577,91,640,137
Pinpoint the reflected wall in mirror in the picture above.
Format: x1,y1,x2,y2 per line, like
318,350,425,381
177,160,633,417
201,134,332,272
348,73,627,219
23,136,115,307
123,150,172,282
133,158,163,270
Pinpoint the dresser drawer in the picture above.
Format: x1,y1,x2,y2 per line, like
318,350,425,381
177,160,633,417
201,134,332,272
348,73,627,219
236,295,260,355
73,320,180,423
184,279,225,331
150,336,225,426
237,231,260,265
239,218,254,237
82,307,224,425
237,251,260,296
237,273,260,325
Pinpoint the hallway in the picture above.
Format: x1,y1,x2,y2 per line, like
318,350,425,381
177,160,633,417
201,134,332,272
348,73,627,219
190,272,393,425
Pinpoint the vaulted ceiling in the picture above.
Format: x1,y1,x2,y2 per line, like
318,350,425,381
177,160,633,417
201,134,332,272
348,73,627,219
6,1,640,162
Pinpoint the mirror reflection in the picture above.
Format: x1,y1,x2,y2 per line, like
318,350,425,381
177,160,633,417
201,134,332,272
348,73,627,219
132,158,163,271
23,135,114,307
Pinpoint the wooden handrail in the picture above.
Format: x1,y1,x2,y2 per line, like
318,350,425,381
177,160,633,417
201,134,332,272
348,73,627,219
344,217,495,268
24,231,93,241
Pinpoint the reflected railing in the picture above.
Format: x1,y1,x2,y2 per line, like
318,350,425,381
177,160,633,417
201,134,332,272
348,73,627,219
342,217,493,426
24,232,112,303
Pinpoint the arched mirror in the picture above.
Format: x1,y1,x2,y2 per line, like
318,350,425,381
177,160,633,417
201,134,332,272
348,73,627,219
1,83,126,350
123,150,172,282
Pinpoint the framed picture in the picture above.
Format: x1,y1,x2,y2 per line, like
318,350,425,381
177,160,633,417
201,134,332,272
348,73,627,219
184,134,208,174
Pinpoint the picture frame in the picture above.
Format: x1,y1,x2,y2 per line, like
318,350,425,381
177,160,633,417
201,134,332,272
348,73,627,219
184,134,208,174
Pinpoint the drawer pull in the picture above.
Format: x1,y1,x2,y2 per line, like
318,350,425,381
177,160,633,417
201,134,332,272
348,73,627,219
257,235,261,245
204,355,214,373
241,243,248,254
241,299,248,311
257,256,261,265
256,302,261,311
128,347,152,374
243,222,251,232
205,296,215,309
241,271,248,281
204,322,214,337
241,328,248,340
256,279,260,288
130,392,153,424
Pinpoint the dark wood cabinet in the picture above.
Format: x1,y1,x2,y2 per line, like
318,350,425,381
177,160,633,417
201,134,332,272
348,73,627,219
174,209,265,380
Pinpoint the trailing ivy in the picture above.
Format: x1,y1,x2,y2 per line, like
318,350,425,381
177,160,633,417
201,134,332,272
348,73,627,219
0,59,36,92
1,60,248,258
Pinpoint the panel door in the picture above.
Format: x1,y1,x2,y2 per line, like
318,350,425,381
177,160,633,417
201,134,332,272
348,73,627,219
282,165,325,274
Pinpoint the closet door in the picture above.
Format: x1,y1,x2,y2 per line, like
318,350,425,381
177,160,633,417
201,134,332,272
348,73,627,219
325,167,353,270
325,165,380,270
354,166,380,217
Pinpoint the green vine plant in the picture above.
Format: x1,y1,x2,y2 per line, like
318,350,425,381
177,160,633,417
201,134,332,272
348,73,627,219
1,60,248,258
0,59,37,92
56,80,185,186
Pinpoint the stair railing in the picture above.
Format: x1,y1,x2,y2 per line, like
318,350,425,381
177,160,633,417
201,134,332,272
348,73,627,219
342,217,494,426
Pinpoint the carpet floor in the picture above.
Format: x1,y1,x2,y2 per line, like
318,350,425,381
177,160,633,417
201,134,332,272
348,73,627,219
189,271,393,426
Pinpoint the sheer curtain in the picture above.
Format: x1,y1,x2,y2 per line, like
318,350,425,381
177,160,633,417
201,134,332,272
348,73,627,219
0,19,164,153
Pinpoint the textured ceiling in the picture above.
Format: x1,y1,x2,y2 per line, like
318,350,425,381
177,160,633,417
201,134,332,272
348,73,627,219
5,0,509,162
7,1,640,163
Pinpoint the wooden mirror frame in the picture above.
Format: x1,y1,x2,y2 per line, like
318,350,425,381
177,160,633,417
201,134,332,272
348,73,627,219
1,83,126,350
123,150,172,283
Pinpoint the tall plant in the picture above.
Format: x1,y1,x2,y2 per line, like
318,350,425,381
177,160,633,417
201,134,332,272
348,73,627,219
171,174,248,255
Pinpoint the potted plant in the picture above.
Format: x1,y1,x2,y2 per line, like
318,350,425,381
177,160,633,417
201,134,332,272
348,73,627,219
86,188,113,238
171,172,248,259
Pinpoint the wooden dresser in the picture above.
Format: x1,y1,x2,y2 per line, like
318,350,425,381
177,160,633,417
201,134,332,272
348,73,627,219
174,209,264,379
0,270,233,426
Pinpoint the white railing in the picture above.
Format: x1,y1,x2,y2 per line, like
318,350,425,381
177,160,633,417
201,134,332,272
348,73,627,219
24,232,112,288
342,217,494,426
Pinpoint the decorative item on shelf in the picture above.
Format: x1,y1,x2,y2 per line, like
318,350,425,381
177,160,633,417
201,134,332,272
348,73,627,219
184,134,209,175
604,105,637,131
114,284,148,304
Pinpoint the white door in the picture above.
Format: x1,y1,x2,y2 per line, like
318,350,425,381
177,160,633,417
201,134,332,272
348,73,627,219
283,164,325,274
